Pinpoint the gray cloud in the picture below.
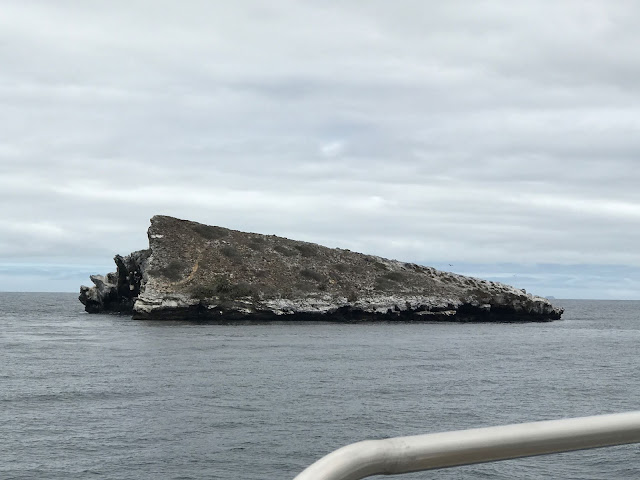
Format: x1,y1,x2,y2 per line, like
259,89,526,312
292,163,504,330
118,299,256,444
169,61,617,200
1,1,639,297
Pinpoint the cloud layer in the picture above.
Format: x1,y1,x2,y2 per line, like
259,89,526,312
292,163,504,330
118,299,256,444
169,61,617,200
1,1,639,297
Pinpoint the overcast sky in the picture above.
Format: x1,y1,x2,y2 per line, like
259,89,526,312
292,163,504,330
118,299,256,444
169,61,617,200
2,1,639,299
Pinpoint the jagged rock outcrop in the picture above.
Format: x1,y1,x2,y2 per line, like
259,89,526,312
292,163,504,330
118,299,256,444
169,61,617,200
80,215,564,322
79,250,150,313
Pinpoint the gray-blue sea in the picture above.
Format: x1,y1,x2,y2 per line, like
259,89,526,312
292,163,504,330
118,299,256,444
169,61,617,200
2,293,639,479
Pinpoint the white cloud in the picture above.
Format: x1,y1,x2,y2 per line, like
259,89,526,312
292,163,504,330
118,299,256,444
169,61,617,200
320,141,345,158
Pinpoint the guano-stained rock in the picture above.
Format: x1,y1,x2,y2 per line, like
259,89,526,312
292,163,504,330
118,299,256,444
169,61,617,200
79,215,564,322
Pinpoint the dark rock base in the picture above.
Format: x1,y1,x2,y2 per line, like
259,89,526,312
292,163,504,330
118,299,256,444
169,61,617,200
131,303,560,323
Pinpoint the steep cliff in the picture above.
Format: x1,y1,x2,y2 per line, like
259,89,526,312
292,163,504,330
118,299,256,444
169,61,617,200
80,215,563,322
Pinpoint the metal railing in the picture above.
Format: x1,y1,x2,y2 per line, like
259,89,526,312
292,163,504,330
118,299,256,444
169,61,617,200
293,411,640,480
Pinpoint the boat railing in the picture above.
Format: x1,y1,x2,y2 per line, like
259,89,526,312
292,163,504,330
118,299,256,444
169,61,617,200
293,411,640,480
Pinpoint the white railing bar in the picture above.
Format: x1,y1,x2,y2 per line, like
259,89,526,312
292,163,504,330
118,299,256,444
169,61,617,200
293,411,640,480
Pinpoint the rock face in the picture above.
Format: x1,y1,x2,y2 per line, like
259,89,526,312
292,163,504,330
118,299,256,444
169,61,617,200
80,215,564,322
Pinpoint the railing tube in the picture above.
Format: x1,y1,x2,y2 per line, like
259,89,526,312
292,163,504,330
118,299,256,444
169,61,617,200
293,411,640,480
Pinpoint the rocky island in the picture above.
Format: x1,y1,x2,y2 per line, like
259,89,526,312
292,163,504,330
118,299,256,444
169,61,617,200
80,215,563,322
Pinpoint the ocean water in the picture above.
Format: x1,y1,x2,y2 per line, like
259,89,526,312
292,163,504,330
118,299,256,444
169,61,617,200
1,293,639,480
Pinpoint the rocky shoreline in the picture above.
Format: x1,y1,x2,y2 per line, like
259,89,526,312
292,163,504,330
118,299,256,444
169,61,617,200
80,216,564,322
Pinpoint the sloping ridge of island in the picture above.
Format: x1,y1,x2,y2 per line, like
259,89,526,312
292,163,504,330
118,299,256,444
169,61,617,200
79,215,564,322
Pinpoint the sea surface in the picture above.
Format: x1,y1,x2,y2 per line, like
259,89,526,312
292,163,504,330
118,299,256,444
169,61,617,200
1,293,639,479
